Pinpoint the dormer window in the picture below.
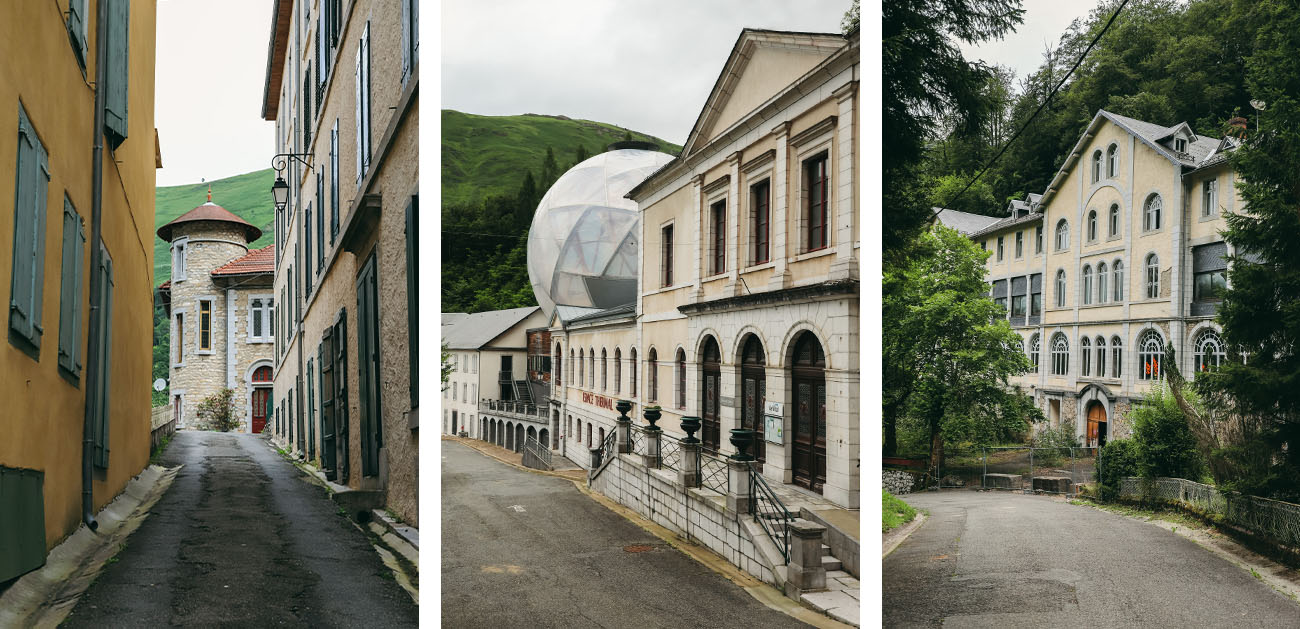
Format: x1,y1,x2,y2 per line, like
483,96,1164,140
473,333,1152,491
1174,138,1187,153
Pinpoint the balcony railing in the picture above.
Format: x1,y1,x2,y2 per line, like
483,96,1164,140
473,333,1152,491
498,370,514,384
479,398,547,420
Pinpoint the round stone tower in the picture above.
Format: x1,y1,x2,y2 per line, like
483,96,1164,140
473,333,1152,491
157,192,262,429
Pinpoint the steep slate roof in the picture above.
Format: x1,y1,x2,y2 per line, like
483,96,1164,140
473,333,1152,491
968,210,1043,239
554,305,604,323
156,202,263,243
932,208,1002,235
211,245,275,277
567,302,636,325
441,313,468,327
442,306,541,350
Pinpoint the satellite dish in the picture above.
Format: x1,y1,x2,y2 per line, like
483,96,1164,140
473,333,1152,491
153,378,167,392
1250,99,1267,111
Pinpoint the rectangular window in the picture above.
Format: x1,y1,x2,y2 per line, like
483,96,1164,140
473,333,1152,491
751,180,769,265
405,195,419,409
316,173,325,273
661,224,673,287
1202,179,1217,217
103,0,130,148
1015,232,1023,258
58,199,86,378
356,252,382,477
173,313,184,365
994,297,1007,314
1011,294,1027,317
1194,271,1227,301
10,105,50,354
1035,226,1043,254
710,199,726,275
330,120,339,242
172,237,188,280
198,299,213,352
996,236,1004,262
804,153,829,251
355,22,372,183
90,242,114,469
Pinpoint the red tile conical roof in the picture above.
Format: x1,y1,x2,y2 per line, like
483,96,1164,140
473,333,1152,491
156,201,263,243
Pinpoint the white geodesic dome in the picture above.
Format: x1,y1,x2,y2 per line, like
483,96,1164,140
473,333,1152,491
527,148,675,319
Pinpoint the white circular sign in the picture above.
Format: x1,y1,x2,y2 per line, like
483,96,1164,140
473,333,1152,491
153,378,167,392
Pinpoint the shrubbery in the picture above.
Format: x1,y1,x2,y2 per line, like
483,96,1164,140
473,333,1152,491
1132,381,1205,482
195,388,239,432
1096,439,1139,501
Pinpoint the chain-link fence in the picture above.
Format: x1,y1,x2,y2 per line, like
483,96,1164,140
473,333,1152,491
1119,477,1300,549
923,446,1100,496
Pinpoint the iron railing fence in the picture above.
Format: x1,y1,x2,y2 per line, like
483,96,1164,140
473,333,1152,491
749,462,791,563
628,425,643,455
522,434,552,470
660,438,682,472
480,399,547,418
1119,477,1300,549
589,426,620,482
699,448,729,495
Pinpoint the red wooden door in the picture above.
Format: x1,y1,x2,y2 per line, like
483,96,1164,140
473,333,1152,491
251,388,269,434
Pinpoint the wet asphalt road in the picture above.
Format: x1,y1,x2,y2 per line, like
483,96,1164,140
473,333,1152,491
63,431,418,627
884,491,1300,628
440,440,807,628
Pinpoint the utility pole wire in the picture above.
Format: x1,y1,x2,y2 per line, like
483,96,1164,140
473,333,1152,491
941,0,1131,213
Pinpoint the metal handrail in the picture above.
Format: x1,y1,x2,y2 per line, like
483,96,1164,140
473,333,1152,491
589,426,619,482
699,448,728,495
749,462,791,564
523,434,552,470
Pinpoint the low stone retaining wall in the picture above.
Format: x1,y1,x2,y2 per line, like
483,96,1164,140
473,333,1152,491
883,469,922,495
150,405,175,451
591,452,775,586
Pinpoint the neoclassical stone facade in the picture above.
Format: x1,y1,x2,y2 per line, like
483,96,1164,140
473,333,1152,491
158,201,274,433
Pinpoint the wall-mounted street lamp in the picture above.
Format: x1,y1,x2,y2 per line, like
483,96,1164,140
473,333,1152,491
270,152,313,212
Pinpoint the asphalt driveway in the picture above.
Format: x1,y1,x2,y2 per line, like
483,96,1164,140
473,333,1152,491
883,491,1300,628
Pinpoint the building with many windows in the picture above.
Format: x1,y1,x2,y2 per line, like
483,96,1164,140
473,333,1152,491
943,110,1240,448
262,0,419,526
156,197,274,433
441,307,549,450
0,0,159,582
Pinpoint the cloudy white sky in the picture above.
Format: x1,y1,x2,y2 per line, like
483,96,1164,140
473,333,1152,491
958,0,1096,85
154,0,274,186
441,0,853,146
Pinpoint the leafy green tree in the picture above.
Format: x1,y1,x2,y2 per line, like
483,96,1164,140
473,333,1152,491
1131,381,1204,481
574,144,589,165
1096,439,1139,501
841,0,859,34
884,225,1038,462
926,172,999,216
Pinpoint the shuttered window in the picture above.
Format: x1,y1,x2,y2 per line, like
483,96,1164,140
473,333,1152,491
10,104,50,355
58,199,86,379
90,242,114,469
355,22,372,183
401,0,418,85
330,120,339,242
357,254,381,477
67,0,89,68
405,195,418,409
104,0,130,149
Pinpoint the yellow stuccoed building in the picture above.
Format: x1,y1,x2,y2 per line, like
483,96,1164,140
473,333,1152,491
941,110,1239,447
0,1,159,581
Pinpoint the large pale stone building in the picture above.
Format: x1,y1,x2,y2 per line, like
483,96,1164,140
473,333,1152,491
441,307,549,449
262,0,419,526
942,110,1239,447
157,198,274,433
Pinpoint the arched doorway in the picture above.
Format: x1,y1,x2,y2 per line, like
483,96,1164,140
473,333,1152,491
791,332,826,494
506,422,514,450
490,420,497,444
250,365,272,434
1086,401,1108,448
539,428,549,448
481,417,488,441
527,425,537,444
739,335,766,467
515,424,525,453
497,420,505,447
700,336,722,451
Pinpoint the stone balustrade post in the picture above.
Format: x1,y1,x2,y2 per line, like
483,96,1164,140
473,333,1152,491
679,416,703,487
589,446,603,472
616,400,633,454
642,405,663,468
787,520,828,596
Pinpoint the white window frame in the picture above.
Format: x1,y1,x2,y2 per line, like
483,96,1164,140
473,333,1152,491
705,188,729,278
1145,253,1160,299
1055,270,1067,308
1082,265,1093,305
1097,262,1108,304
195,298,215,355
1138,329,1165,380
1051,333,1069,376
1055,220,1069,252
1113,259,1125,301
247,294,274,343
1107,143,1119,178
1087,210,1098,243
172,236,189,282
1202,178,1217,217
1143,194,1163,232
793,129,835,256
1015,231,1023,259
172,311,186,367
1108,204,1120,238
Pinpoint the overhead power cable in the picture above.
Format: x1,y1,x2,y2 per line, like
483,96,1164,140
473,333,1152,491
941,0,1130,212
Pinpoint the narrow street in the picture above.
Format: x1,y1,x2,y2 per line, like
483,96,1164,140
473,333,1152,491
441,440,807,628
62,431,418,627
884,491,1300,627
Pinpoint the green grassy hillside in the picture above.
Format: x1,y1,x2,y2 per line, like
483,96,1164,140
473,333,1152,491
441,110,681,206
154,168,276,284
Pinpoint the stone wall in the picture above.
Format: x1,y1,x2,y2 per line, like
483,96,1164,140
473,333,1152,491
883,469,922,495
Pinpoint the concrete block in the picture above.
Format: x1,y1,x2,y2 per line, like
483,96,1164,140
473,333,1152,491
1032,476,1071,493
984,473,1022,489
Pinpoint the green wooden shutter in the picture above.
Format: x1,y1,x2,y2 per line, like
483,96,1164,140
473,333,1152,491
354,43,362,183
319,332,336,479
67,0,89,68
0,466,46,582
405,195,417,409
58,200,85,376
334,310,348,484
9,106,49,351
104,0,131,149
400,0,411,84
93,242,114,469
356,254,380,477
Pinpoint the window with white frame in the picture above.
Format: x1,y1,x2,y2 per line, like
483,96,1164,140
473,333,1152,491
1202,178,1217,217
1051,333,1069,375
1055,219,1069,251
1035,225,1043,254
1087,210,1098,242
1194,329,1226,372
1095,336,1107,378
1096,262,1108,304
1143,194,1162,231
197,299,214,353
1108,204,1120,238
1081,336,1092,376
1091,150,1101,183
1111,336,1123,378
1055,270,1066,308
1082,265,1093,305
996,236,1004,262
1138,329,1164,380
1015,231,1023,258
1113,259,1125,301
248,296,273,343
1107,144,1119,177
1145,253,1160,299
172,312,185,366
172,237,189,281
1029,333,1040,371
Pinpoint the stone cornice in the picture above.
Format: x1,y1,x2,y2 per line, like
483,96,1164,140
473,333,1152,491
677,279,858,315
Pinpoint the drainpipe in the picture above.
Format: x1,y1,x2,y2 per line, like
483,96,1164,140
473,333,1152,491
81,0,112,532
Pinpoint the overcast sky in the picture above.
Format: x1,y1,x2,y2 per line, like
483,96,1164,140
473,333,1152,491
155,0,274,187
441,0,852,147
958,0,1096,85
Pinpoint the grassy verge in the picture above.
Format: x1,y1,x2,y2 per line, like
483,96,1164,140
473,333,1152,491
883,490,918,533
1069,497,1207,530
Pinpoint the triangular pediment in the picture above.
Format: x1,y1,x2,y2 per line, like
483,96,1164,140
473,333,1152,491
680,29,845,158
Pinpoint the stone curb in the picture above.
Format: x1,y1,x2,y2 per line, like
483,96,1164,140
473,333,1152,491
0,464,181,628
882,511,927,558
448,435,853,628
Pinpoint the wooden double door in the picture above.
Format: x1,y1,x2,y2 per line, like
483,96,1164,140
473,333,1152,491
251,388,270,434
701,338,722,450
791,333,826,493
739,336,766,466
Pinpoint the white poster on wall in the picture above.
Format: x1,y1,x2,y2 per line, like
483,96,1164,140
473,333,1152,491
764,401,783,444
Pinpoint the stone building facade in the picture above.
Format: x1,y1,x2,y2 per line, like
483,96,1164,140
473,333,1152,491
262,0,419,527
157,200,274,433
942,110,1239,448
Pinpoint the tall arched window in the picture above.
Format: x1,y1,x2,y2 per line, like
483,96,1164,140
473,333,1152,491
1111,336,1123,378
569,348,575,385
1082,265,1094,305
1081,336,1092,376
676,349,687,409
1087,210,1098,242
614,348,621,393
1055,219,1069,251
555,343,563,388
630,348,638,397
1195,329,1226,372
1113,260,1125,301
1139,330,1164,380
1144,194,1163,231
578,348,584,387
1092,150,1102,182
1055,270,1067,308
1145,253,1160,299
648,348,658,402
601,348,608,391
589,347,595,386
1029,333,1041,372
1108,204,1120,237
1097,262,1108,304
1095,336,1107,378
1107,144,1119,177
1052,333,1069,375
